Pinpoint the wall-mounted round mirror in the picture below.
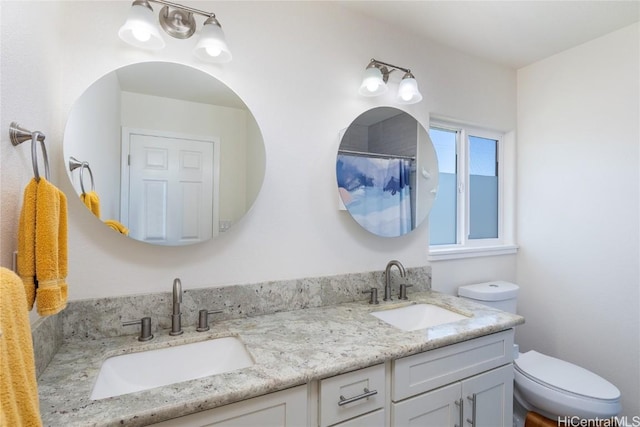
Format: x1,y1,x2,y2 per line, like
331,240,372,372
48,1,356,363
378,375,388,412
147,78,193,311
336,107,438,237
64,61,265,245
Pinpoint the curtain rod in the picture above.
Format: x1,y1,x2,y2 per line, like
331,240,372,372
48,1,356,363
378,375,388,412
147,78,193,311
338,149,415,161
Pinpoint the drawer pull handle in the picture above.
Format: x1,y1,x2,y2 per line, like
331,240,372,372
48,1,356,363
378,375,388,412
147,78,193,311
466,393,477,425
338,388,378,406
454,397,463,427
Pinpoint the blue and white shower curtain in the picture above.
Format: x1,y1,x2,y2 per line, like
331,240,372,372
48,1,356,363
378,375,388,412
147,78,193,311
337,154,412,237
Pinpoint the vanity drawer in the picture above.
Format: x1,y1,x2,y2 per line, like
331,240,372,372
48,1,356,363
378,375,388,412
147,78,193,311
392,329,514,401
334,408,385,427
319,364,385,427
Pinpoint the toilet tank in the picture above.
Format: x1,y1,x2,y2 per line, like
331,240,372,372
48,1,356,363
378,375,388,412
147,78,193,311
457,281,519,313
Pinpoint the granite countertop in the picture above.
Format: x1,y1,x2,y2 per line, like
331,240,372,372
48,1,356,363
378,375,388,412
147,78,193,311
37,291,524,426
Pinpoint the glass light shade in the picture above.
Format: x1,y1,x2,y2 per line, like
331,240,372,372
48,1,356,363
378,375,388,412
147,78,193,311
193,22,232,63
118,3,165,50
396,76,423,104
358,67,388,97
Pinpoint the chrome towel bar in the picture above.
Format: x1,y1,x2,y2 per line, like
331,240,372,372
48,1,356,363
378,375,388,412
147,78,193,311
69,156,95,193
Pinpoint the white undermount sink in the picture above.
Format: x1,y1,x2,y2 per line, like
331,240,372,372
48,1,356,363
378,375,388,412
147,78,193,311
371,303,470,331
91,336,254,400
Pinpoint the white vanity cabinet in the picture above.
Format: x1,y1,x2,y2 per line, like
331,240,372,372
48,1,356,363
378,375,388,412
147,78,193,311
149,330,514,427
151,385,307,427
391,329,514,427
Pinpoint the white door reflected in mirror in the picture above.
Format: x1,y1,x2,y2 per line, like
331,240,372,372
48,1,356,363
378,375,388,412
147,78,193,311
124,129,219,245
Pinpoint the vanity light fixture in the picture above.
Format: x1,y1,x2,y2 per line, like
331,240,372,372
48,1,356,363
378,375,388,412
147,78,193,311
119,0,232,63
358,59,423,105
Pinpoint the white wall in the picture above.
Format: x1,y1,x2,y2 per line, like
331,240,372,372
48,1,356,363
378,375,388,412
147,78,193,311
517,24,639,417
1,1,63,279
64,71,121,220
431,254,517,296
1,1,517,301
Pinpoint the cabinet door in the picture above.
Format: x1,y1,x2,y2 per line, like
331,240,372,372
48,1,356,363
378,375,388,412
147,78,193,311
392,383,461,427
150,385,307,427
461,364,513,427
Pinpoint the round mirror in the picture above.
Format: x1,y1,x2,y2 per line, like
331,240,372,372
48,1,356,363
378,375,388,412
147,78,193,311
336,107,438,237
64,62,265,245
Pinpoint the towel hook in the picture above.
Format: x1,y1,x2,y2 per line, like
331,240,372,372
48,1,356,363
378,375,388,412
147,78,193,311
69,157,95,193
10,122,49,182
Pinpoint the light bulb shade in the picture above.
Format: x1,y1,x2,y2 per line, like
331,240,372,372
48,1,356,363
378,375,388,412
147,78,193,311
118,2,165,50
358,66,388,97
193,21,232,63
396,76,423,104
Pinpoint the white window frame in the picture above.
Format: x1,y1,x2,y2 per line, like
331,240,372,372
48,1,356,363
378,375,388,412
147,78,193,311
428,118,518,261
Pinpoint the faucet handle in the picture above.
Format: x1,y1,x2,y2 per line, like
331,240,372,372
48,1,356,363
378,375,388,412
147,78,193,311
399,283,414,300
362,288,379,305
196,309,223,332
123,317,154,342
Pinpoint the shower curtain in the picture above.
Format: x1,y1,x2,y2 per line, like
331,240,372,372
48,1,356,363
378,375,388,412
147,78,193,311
337,154,412,237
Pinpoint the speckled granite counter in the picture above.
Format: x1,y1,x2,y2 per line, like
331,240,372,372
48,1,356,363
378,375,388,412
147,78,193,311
37,291,524,426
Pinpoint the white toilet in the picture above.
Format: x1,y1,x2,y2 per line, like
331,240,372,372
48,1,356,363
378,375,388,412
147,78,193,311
457,281,621,426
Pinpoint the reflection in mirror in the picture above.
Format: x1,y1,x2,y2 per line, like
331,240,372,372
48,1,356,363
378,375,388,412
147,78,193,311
64,62,265,246
336,107,438,237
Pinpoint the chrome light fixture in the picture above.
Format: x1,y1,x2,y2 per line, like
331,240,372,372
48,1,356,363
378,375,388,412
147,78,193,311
193,16,231,63
359,64,388,97
358,59,423,104
119,0,232,63
119,0,165,50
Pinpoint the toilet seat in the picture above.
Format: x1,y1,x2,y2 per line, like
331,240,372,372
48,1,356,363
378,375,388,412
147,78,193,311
514,351,621,419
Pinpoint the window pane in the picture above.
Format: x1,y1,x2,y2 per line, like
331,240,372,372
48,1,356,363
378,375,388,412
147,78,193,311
429,127,457,245
469,135,498,239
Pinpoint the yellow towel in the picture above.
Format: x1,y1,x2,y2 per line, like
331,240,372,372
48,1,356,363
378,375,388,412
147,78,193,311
0,267,43,427
104,219,129,236
17,178,38,309
17,177,68,316
34,178,68,316
80,190,100,218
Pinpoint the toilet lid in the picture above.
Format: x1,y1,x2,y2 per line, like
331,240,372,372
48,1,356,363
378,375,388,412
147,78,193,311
515,351,620,400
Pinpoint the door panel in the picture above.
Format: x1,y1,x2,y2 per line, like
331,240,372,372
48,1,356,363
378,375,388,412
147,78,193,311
124,129,218,245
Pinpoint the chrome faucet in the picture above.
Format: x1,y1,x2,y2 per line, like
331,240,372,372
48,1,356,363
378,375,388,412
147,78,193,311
384,260,406,301
170,278,183,336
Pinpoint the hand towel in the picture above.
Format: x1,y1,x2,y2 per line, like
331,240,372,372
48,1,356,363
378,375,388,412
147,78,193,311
0,267,43,427
104,219,129,236
34,178,68,316
17,178,38,309
80,190,101,218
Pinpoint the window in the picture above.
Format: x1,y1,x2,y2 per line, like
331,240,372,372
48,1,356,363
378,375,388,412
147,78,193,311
428,119,516,259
